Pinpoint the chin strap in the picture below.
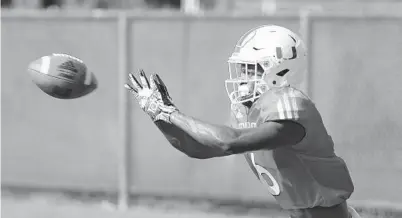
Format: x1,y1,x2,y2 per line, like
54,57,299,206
228,79,269,104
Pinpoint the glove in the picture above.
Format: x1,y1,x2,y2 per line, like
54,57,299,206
124,69,178,123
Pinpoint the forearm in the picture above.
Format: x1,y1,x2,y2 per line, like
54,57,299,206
155,111,240,159
155,111,302,158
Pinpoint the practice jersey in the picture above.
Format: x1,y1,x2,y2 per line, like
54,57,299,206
229,86,354,210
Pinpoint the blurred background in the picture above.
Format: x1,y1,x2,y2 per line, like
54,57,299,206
2,0,402,218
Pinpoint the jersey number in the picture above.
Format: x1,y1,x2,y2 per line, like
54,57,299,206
249,153,281,196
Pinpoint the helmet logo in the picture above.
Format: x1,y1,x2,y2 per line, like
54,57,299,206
276,46,297,60
238,30,257,48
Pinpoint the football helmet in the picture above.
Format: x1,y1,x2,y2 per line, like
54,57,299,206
225,25,307,104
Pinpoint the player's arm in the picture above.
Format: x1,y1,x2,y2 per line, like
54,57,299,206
124,71,304,159
154,111,305,159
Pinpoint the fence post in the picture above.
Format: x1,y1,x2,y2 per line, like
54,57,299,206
117,11,130,211
299,8,313,98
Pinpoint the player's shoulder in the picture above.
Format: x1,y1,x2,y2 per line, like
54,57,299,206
258,86,311,107
255,86,313,121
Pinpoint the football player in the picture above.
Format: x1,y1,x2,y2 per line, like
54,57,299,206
124,25,360,218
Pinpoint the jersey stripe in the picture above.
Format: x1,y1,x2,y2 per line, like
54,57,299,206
282,93,293,119
275,89,304,120
289,90,299,119
277,99,286,119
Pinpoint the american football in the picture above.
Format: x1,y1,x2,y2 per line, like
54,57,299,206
27,53,98,99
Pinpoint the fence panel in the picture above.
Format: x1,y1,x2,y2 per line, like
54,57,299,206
1,16,120,191
310,16,402,203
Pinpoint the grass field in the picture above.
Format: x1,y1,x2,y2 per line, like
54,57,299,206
2,189,402,218
1,192,285,218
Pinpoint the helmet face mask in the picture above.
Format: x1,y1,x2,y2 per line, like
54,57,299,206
225,25,307,105
225,62,268,104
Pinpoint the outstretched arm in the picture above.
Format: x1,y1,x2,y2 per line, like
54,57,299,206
124,70,305,159
155,111,305,159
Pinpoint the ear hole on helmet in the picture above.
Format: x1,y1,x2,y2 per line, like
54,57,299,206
272,81,276,85
276,69,289,77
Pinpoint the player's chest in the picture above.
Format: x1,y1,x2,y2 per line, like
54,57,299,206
232,105,263,129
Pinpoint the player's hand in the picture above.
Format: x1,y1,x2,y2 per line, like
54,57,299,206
124,69,178,123
152,73,177,108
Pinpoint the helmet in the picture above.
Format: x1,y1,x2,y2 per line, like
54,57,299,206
225,25,307,104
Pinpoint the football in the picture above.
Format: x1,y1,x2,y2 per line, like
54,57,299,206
27,53,98,99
